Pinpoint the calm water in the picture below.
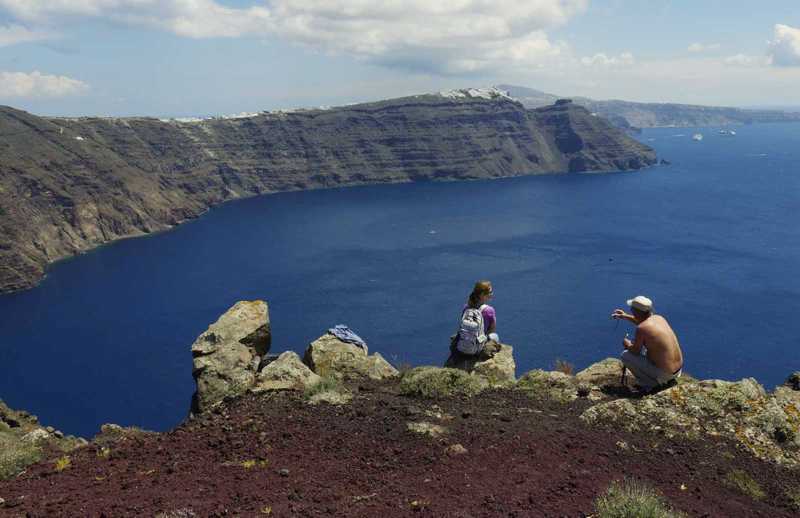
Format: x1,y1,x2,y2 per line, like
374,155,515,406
1,124,799,437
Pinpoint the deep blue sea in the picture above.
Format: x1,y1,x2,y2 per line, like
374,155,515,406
1,123,799,437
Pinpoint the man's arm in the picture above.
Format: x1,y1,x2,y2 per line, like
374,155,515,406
611,309,637,324
623,328,645,355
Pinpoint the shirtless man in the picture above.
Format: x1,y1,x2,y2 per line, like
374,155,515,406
611,295,684,392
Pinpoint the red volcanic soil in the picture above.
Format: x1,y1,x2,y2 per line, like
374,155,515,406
1,384,798,517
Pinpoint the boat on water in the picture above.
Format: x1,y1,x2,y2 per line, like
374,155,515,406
692,133,703,141
719,129,737,136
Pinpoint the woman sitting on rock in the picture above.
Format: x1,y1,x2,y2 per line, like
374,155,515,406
445,280,501,369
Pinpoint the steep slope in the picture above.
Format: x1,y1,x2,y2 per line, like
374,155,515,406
0,94,656,293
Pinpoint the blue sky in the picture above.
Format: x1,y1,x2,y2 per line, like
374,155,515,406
0,0,799,116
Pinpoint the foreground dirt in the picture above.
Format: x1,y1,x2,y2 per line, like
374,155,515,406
1,384,797,517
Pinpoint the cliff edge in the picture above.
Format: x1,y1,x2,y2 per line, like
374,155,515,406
0,94,656,293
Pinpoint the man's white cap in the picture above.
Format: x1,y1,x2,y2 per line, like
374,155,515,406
626,295,653,312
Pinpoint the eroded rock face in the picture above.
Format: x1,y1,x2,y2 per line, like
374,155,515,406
252,351,321,393
580,378,800,467
303,334,398,381
0,98,657,295
191,301,271,414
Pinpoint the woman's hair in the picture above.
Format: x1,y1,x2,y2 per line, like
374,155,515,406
468,280,492,308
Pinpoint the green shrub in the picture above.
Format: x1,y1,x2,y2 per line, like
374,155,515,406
303,377,342,399
724,469,765,500
594,479,686,518
399,367,486,398
0,432,42,480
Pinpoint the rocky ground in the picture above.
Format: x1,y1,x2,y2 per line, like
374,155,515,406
0,383,798,517
2,301,798,516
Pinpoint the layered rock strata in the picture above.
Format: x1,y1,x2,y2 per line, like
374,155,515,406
0,94,656,293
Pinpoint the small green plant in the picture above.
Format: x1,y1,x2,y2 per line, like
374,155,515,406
53,455,71,472
304,377,342,399
399,367,486,398
594,479,686,518
241,459,269,470
723,469,766,500
554,359,574,375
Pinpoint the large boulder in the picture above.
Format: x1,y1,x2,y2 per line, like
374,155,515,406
303,334,398,381
580,378,800,466
191,300,271,414
252,351,322,392
575,357,631,389
444,343,517,384
471,345,516,384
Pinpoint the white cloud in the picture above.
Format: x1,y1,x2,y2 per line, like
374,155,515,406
580,51,634,67
688,42,720,53
0,23,52,46
0,71,88,98
767,23,800,67
0,0,588,74
724,53,767,67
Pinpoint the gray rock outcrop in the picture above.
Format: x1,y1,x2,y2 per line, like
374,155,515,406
191,300,271,414
580,377,800,467
444,343,517,384
303,334,398,381
252,351,321,392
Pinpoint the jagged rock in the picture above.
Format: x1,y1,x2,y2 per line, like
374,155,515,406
303,334,398,381
252,352,322,392
191,301,271,414
400,367,489,398
580,378,800,466
575,358,631,388
471,345,516,384
445,443,468,455
406,421,447,438
517,370,577,402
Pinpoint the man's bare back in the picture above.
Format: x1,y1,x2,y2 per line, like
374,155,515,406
635,315,683,373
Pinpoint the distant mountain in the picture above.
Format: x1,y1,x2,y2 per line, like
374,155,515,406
499,84,800,129
0,91,655,293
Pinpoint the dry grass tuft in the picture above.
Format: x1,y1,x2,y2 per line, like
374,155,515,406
723,469,765,500
594,478,686,518
554,359,574,375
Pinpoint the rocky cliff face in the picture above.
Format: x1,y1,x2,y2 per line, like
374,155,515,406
0,94,656,293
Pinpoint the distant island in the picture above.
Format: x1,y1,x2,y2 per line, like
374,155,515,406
0,89,656,294
500,84,800,130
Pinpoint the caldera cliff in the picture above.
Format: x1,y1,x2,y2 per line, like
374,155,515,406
0,91,656,293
